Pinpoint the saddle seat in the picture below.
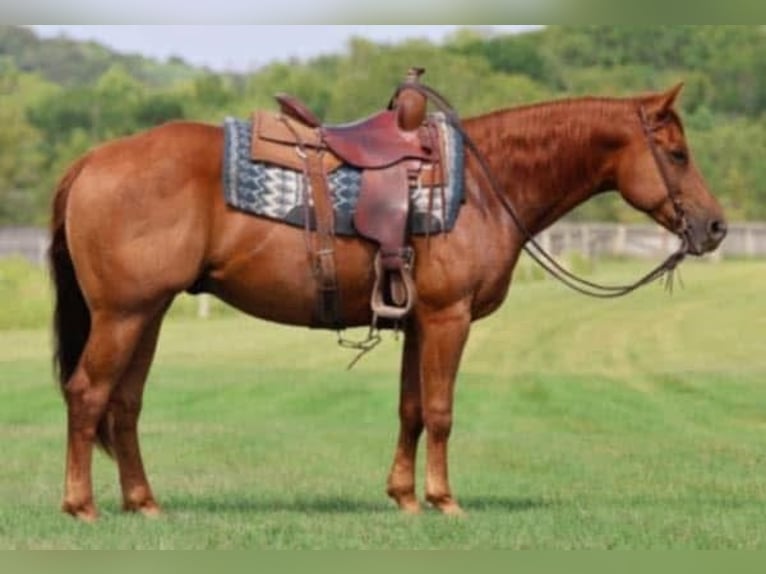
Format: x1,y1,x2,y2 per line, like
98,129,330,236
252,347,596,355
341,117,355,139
275,93,436,169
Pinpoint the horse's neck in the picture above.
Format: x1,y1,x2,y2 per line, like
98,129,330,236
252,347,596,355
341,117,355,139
464,98,635,235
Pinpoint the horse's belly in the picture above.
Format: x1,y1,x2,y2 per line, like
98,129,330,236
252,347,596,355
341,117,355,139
206,232,378,328
205,210,493,328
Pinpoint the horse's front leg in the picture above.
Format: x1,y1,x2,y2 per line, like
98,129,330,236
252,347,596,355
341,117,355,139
418,303,471,515
386,323,423,514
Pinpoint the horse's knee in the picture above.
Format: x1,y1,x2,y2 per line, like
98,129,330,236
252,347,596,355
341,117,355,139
423,407,452,441
400,401,423,429
64,371,112,422
63,366,90,399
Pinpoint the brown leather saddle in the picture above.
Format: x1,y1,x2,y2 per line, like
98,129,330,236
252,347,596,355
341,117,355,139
249,68,446,328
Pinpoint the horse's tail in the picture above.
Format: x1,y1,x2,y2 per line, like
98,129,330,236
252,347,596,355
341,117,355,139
49,155,112,455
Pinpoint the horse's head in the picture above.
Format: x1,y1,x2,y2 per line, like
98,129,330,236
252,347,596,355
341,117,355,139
616,84,726,255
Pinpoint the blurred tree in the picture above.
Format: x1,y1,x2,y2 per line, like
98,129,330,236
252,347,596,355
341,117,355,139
93,64,145,137
0,56,18,94
193,73,233,109
0,25,200,88
446,27,562,88
689,116,766,220
27,87,96,147
0,104,44,224
134,94,186,127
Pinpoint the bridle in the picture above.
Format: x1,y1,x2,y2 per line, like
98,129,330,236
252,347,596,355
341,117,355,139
405,81,691,299
638,107,690,243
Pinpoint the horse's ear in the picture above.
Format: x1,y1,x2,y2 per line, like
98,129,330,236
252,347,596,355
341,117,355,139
645,82,683,125
655,82,684,113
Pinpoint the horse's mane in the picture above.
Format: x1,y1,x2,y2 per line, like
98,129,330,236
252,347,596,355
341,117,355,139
465,95,644,146
469,90,666,119
464,90,681,148
460,94,665,222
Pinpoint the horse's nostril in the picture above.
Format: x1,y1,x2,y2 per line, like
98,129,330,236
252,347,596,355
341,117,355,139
708,219,728,240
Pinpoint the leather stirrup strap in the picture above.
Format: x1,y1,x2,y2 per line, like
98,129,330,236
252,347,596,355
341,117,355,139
303,150,343,328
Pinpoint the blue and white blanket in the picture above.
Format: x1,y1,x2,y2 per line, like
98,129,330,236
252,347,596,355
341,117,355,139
222,113,464,236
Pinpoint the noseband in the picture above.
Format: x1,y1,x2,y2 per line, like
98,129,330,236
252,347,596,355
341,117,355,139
405,81,689,299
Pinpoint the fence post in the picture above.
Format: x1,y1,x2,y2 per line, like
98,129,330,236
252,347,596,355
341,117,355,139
581,224,591,260
540,230,551,254
745,226,755,258
613,224,627,256
197,294,211,319
661,228,670,256
36,236,48,267
562,226,571,254
538,230,552,280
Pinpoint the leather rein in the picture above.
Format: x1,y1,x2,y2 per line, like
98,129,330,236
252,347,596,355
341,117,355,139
405,82,690,299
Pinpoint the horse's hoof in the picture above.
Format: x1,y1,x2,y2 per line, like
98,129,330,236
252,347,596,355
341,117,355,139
124,500,162,518
139,504,162,519
440,502,466,517
427,495,466,517
398,497,422,515
388,490,422,514
62,501,98,523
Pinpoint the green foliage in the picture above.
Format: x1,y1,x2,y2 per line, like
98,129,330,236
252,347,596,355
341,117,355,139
26,65,187,147
1,25,765,225
0,25,200,88
446,27,563,88
546,25,766,116
134,94,186,127
20,65,187,215
688,117,766,220
0,70,48,224
192,73,234,108
0,258,50,329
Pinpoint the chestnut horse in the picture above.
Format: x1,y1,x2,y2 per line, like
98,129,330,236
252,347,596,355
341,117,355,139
50,84,726,521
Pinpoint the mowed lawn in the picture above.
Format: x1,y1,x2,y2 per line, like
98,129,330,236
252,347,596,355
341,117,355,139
0,259,764,549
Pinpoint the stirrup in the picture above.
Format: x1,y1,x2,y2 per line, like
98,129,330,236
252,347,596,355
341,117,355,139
370,252,416,321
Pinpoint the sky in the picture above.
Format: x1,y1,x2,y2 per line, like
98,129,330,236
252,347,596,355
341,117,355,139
30,25,541,72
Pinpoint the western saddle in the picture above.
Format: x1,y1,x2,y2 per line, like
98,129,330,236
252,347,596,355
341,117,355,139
250,68,445,328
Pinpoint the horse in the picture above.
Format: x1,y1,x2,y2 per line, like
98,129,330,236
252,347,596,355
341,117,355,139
49,82,726,521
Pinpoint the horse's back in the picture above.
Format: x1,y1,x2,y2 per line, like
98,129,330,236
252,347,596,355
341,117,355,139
70,120,223,203
84,120,222,176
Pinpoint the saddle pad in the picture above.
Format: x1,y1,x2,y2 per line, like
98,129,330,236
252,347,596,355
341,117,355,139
222,112,464,236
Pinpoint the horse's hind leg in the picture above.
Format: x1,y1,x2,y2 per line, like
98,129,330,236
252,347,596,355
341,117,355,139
106,305,170,516
386,324,424,514
62,310,152,521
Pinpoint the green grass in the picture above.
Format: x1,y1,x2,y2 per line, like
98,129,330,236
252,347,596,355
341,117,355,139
0,259,765,548
0,258,54,330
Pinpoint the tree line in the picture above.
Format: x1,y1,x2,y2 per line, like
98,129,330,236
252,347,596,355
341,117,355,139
1,25,765,225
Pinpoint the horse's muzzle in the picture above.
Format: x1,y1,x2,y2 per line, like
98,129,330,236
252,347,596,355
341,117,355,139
686,217,727,255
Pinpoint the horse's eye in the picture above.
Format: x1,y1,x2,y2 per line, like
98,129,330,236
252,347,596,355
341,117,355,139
668,148,689,165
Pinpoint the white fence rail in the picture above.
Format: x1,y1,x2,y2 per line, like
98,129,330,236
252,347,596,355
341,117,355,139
537,222,766,261
2,223,766,266
0,227,49,266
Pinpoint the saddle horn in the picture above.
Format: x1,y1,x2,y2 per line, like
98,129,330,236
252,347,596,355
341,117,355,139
390,67,428,132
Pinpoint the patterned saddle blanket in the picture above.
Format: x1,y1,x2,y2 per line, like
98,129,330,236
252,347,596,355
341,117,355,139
221,113,464,236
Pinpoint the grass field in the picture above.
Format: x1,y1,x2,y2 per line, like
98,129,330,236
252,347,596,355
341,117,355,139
0,258,765,549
